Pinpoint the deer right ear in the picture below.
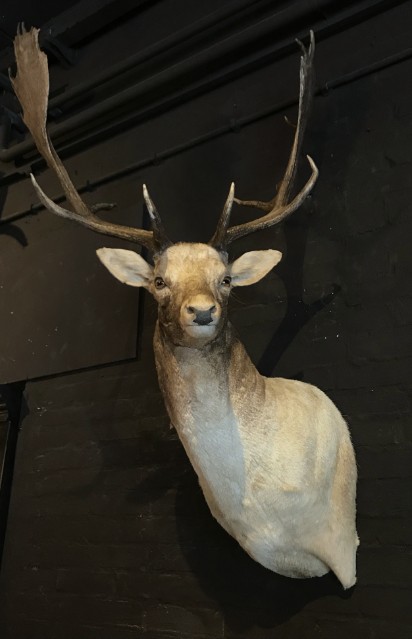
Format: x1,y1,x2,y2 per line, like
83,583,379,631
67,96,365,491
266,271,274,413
96,248,153,287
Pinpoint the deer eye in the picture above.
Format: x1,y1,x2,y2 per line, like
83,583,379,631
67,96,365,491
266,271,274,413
154,276,166,290
221,276,232,287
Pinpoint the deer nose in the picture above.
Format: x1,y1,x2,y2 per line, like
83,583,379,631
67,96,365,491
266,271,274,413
186,304,216,325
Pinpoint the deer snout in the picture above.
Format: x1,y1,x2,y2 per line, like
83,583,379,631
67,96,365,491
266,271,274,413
190,306,216,325
182,296,220,326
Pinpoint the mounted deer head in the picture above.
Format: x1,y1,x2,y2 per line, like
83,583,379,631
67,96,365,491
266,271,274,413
12,27,358,588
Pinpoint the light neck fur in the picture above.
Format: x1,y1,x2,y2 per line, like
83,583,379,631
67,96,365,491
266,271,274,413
153,319,265,434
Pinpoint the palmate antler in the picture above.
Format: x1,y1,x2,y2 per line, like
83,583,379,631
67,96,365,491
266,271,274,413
11,26,317,255
209,31,318,251
10,25,171,253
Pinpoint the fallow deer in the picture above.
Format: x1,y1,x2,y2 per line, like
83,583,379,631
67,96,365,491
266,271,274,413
11,27,358,588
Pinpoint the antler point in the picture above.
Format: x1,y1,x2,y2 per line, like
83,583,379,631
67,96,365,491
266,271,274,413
306,155,318,171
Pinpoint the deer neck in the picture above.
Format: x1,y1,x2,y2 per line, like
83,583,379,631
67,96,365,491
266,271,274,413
153,320,264,435
153,320,266,524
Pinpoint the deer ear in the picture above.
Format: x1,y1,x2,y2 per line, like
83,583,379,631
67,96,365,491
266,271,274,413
230,250,282,287
96,248,153,287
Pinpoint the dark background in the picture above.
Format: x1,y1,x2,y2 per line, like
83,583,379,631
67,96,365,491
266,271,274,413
0,1,411,637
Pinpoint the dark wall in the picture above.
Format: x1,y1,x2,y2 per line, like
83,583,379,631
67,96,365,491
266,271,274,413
0,1,412,637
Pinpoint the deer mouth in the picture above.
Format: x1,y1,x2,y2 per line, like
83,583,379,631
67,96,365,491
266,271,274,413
184,324,218,338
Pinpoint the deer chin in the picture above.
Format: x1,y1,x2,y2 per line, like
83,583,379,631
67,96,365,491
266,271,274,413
184,324,218,340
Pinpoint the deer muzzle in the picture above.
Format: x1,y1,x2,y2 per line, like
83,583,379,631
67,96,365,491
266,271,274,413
181,295,221,335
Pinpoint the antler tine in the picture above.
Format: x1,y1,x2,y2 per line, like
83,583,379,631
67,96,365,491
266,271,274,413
10,27,171,253
208,182,235,251
210,31,318,249
270,30,315,209
226,156,318,243
143,185,173,251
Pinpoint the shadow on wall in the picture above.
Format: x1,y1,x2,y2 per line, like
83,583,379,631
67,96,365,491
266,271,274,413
257,200,340,378
174,471,353,633
0,183,27,246
256,75,373,377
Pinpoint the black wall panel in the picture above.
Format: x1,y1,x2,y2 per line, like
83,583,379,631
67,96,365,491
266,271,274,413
0,177,142,382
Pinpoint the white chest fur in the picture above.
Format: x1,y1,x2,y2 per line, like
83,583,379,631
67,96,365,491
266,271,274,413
158,343,248,525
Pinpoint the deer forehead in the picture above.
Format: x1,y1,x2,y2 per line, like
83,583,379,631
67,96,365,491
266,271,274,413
155,243,228,284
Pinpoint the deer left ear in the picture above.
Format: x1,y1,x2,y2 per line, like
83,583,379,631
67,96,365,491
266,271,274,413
230,250,282,287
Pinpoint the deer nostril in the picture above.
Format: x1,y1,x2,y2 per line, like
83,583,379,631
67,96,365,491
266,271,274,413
185,303,218,324
187,305,215,313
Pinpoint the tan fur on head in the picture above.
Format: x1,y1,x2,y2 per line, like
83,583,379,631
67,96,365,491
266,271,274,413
97,243,282,347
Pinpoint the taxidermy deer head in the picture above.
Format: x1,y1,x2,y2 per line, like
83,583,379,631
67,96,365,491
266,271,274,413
12,27,358,588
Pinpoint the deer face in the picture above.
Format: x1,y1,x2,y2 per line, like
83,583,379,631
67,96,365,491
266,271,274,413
97,243,282,347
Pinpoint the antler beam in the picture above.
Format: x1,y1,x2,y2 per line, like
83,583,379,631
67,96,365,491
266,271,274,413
210,31,318,250
10,25,171,253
